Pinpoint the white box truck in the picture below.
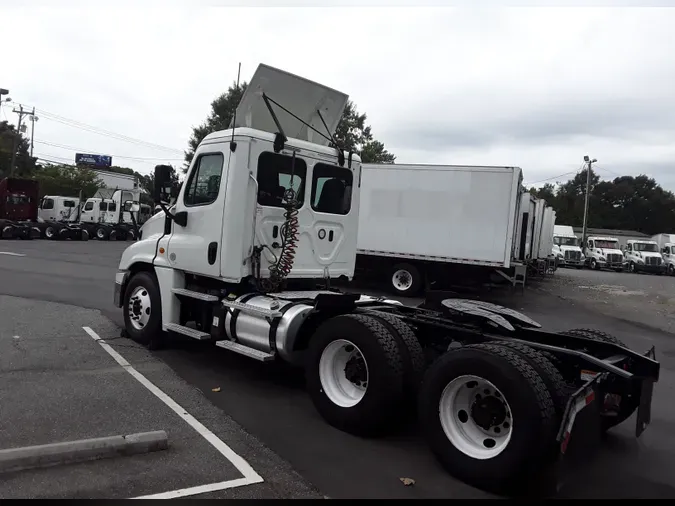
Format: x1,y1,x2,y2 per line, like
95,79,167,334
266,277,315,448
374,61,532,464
651,233,675,275
355,163,523,295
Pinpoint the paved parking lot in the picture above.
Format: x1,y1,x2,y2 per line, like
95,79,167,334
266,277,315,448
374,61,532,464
2,240,675,498
0,294,320,499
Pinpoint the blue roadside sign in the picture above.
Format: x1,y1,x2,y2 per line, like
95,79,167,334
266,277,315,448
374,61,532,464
75,153,112,167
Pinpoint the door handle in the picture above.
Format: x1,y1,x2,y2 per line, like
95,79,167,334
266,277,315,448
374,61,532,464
208,242,218,265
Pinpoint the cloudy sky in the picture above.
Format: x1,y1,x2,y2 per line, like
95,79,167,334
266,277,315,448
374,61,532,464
3,2,674,191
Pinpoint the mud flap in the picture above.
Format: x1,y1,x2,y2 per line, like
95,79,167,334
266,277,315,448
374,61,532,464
636,345,657,437
557,375,603,455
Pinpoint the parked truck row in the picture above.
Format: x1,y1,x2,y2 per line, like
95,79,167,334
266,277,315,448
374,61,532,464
551,225,675,275
0,176,152,241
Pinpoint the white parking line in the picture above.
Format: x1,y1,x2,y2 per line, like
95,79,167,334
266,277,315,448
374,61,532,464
82,326,264,499
0,252,26,257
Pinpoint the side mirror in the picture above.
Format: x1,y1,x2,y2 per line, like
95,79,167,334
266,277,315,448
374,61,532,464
154,165,174,203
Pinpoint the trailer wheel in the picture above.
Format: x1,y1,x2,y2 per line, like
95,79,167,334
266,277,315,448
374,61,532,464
561,328,638,431
368,311,426,404
96,227,109,240
81,229,90,241
306,313,405,437
491,341,570,416
418,343,556,494
123,271,163,350
127,229,137,241
390,263,422,296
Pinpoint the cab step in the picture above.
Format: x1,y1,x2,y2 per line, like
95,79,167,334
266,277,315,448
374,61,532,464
221,300,282,319
165,322,210,340
171,288,219,302
215,340,275,362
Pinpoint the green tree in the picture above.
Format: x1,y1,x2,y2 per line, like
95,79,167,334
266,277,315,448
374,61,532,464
184,85,396,171
528,183,556,206
334,101,395,164
32,164,103,199
0,120,37,178
184,81,248,170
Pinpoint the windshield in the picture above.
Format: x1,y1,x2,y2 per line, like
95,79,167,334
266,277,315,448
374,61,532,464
595,240,619,249
634,242,659,252
554,236,579,247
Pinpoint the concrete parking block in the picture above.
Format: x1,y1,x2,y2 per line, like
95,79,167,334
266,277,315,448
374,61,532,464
0,430,168,474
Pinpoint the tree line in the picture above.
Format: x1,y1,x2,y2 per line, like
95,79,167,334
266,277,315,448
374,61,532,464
529,168,675,236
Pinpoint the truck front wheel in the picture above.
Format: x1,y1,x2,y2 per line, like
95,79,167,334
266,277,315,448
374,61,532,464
96,227,109,240
305,313,405,437
418,343,556,494
44,225,57,240
123,271,163,350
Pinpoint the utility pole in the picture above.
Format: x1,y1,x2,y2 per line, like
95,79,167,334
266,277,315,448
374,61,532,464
581,155,597,249
29,107,38,158
9,105,36,177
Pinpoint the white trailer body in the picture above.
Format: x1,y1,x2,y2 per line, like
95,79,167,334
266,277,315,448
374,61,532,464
652,233,675,275
651,233,675,251
530,198,546,261
538,206,556,260
92,170,139,192
356,163,523,295
514,192,537,262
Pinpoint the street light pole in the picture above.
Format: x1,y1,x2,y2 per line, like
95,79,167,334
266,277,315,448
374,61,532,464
581,155,597,248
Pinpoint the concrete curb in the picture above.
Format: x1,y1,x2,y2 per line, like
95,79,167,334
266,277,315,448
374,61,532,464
0,430,169,474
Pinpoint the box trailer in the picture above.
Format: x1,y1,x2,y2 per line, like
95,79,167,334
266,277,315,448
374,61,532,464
514,192,536,262
355,163,524,295
651,233,675,275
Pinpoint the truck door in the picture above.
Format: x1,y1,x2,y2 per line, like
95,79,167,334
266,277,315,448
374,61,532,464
81,200,97,222
166,150,227,278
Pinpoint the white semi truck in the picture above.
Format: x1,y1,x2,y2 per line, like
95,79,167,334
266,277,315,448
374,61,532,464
651,233,675,275
552,225,584,268
80,188,141,240
112,63,659,494
355,163,524,295
584,236,624,271
623,239,666,275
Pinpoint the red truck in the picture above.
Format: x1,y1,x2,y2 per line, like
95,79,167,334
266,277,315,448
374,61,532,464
0,177,41,239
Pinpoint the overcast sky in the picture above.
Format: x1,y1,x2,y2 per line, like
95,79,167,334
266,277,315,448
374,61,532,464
3,3,674,191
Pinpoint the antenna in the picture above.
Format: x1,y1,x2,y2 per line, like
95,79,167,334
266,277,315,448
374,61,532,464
230,62,242,153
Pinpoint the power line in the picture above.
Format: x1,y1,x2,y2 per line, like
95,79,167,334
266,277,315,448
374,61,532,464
34,139,183,163
13,102,184,155
523,169,580,187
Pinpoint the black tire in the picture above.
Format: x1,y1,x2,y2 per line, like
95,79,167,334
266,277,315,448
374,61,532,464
305,313,405,437
122,271,163,350
390,262,423,296
81,229,90,241
590,258,598,270
418,343,556,494
44,225,57,240
629,261,636,273
491,341,569,417
127,229,137,241
96,227,109,241
560,328,638,432
668,264,674,276
368,311,426,403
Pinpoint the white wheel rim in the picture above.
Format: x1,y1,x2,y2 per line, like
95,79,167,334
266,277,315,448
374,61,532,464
128,286,152,331
392,269,413,291
439,375,513,460
97,229,105,239
319,339,369,408
46,228,53,238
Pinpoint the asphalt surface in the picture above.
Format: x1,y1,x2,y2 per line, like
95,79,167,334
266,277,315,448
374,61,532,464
0,293,321,499
1,240,675,498
542,266,675,335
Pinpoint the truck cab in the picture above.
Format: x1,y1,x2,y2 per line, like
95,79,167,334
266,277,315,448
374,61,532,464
38,196,81,223
81,190,140,240
661,243,675,275
552,224,583,268
584,236,623,271
624,239,665,274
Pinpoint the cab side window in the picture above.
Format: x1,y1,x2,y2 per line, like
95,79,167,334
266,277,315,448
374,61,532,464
256,152,307,208
311,163,353,215
41,198,55,210
184,153,225,207
588,240,594,249
84,201,94,211
108,202,117,212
